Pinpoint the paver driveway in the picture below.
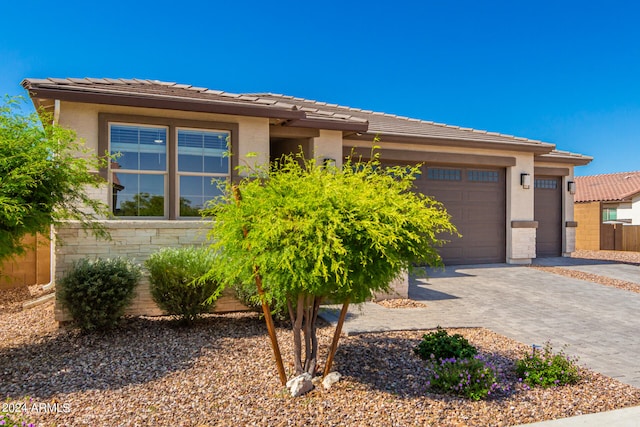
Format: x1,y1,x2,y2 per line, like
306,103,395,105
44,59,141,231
321,258,640,388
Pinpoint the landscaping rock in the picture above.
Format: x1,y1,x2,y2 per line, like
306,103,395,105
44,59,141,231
286,373,314,397
322,371,341,390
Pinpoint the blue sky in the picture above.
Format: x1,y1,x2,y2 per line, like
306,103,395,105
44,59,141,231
2,1,639,176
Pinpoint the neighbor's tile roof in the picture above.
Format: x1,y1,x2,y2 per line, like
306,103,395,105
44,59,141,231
22,77,562,152
575,171,640,202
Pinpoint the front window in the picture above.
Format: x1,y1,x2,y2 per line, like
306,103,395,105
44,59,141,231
110,124,167,217
109,122,231,219
177,128,228,217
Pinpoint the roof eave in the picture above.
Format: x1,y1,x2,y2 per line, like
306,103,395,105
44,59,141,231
285,118,369,132
346,131,555,154
535,153,593,166
24,86,307,121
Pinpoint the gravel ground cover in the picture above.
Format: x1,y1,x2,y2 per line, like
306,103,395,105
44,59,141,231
2,298,640,427
374,298,427,309
572,249,640,266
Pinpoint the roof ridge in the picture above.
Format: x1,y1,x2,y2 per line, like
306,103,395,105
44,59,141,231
250,92,547,145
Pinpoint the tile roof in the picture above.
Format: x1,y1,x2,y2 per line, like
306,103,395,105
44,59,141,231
537,149,593,166
575,171,640,202
251,92,556,150
21,77,590,159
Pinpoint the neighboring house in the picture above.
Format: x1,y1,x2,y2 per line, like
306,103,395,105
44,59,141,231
574,172,640,250
22,78,591,319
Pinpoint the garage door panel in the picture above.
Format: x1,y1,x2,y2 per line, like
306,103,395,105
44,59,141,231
465,245,503,259
464,207,500,223
462,226,505,240
534,177,562,257
416,166,506,265
426,191,464,202
467,191,501,203
438,244,463,257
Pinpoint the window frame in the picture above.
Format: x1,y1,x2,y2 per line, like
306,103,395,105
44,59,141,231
109,122,170,219
99,113,238,220
175,126,231,219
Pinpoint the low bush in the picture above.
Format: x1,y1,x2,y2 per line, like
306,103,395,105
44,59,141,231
515,342,580,388
232,281,288,320
427,355,499,400
58,257,141,331
414,327,478,361
146,247,221,324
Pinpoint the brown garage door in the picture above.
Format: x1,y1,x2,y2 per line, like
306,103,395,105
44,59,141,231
414,166,506,265
534,176,562,257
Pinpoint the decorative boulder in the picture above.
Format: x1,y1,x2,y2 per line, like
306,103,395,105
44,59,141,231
286,373,314,397
322,371,342,390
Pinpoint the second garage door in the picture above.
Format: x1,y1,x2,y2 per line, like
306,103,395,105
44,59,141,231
534,176,563,257
414,166,506,265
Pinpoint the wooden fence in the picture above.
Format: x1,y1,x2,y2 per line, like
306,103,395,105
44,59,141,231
622,225,640,252
601,224,640,252
0,234,51,290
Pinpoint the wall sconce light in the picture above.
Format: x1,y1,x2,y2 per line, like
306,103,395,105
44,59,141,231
323,158,336,168
520,173,531,189
567,181,576,195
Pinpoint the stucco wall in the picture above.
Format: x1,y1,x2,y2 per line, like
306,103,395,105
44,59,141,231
633,197,640,225
616,201,634,223
506,154,536,263
312,130,344,167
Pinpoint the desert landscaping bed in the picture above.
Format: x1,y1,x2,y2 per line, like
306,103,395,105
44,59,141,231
2,299,640,427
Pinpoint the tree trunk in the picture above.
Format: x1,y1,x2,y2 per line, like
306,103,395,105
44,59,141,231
289,293,325,376
301,294,312,374
290,294,305,375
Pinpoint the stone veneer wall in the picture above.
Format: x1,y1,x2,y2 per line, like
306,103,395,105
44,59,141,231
54,220,408,322
510,228,537,262
53,221,249,322
564,226,576,255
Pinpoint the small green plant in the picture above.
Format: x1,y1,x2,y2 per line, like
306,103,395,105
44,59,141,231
515,342,580,388
414,327,478,361
145,247,222,324
58,257,141,332
427,355,499,400
232,281,288,320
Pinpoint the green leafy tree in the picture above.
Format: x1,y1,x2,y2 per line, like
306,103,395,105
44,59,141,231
0,96,109,263
205,150,458,379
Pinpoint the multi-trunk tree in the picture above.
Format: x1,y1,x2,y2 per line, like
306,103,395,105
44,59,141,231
205,150,457,382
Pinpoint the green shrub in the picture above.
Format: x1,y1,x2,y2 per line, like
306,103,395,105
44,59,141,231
145,247,221,324
427,355,499,400
232,280,288,320
58,257,141,331
515,342,580,388
414,327,478,361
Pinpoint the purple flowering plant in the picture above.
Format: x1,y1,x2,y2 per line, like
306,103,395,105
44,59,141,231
426,354,500,401
515,342,580,388
0,398,36,427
